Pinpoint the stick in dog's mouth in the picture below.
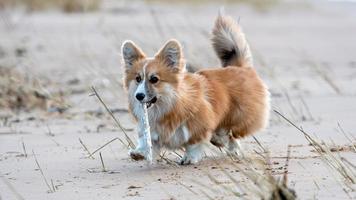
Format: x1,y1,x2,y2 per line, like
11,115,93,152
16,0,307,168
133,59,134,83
146,96,157,108
142,103,153,163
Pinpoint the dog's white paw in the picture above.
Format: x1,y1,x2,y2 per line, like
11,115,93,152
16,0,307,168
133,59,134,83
226,140,244,160
129,148,146,161
179,144,204,165
179,154,200,165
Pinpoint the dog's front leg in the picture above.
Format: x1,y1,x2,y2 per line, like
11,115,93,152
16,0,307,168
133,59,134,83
129,124,162,162
129,123,148,161
151,131,162,161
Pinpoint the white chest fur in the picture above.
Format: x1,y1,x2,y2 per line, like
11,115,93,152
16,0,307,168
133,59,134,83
154,122,190,149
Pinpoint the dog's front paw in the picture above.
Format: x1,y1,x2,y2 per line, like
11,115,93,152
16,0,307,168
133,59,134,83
129,149,146,161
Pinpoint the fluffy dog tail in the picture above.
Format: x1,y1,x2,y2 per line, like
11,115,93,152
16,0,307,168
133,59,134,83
212,13,253,67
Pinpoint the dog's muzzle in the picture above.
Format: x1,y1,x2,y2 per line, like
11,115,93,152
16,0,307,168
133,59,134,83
146,96,157,108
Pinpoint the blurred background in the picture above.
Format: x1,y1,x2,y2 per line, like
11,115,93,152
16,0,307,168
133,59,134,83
1,0,355,116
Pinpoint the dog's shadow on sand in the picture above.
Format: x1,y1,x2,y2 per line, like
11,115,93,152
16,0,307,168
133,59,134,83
98,156,235,176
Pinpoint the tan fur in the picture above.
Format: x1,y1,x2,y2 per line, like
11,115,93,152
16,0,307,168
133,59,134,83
122,14,270,160
212,14,253,67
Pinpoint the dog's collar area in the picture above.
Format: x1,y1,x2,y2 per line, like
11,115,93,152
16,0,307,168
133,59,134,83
146,96,157,108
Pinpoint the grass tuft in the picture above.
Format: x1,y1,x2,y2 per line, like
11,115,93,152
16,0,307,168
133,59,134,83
0,66,68,113
0,0,101,12
274,109,356,192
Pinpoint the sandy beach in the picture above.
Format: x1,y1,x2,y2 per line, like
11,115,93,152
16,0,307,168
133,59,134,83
0,0,355,199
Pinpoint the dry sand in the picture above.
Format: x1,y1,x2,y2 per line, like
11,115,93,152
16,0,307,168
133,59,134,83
0,0,355,199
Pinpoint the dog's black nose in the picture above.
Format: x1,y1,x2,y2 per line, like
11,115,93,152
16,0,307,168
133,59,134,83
135,93,145,101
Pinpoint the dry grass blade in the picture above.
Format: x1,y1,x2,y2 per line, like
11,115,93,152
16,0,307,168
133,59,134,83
87,137,119,158
283,89,299,117
51,179,56,192
329,139,356,178
341,157,356,173
253,136,267,153
299,95,314,120
303,58,341,94
91,86,135,149
79,138,94,159
159,154,179,167
156,150,179,167
21,139,27,158
337,123,356,152
172,150,183,159
32,150,53,193
99,152,106,172
274,110,356,189
297,161,321,190
46,124,54,137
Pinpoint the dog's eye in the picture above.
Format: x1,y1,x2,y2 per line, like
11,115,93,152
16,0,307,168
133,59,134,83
135,75,141,83
149,76,159,84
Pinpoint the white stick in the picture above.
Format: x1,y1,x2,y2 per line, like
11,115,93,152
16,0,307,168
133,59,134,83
142,104,153,164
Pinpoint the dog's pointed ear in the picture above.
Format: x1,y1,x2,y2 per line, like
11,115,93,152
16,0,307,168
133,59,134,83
121,40,145,68
155,39,183,71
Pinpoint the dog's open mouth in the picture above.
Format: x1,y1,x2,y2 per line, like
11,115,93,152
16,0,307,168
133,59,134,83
146,96,157,108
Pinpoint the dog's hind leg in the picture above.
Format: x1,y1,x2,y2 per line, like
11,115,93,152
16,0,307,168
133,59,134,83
152,141,162,161
227,128,246,159
226,138,245,159
180,143,205,165
210,128,230,147
210,128,244,159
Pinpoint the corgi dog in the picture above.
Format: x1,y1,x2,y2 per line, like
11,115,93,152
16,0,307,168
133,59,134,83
121,14,270,165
